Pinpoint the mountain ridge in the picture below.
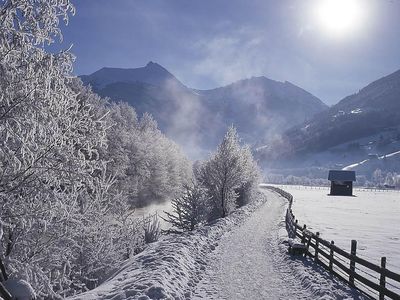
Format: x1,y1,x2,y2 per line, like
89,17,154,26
257,67,400,170
80,61,186,90
80,62,328,158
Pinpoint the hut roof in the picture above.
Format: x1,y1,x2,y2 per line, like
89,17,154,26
328,170,356,182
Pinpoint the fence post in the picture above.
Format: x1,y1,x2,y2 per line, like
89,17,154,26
306,235,312,255
349,240,357,286
329,240,334,271
301,224,307,244
379,257,386,300
315,232,320,262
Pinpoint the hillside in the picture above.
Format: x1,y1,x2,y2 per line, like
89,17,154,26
80,62,327,158
257,69,400,169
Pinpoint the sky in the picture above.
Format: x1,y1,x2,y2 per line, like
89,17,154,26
56,0,400,105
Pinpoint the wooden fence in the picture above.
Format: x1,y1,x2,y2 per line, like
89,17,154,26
264,186,400,300
268,184,400,193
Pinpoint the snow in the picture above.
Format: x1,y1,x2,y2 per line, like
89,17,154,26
135,201,174,229
69,188,366,300
342,149,400,171
192,189,365,299
342,159,368,170
277,185,400,295
382,149,400,159
351,108,362,114
68,190,268,300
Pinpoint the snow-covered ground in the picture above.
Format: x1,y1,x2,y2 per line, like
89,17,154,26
135,201,173,229
192,190,364,299
68,188,366,300
278,185,400,269
68,190,269,300
275,185,400,297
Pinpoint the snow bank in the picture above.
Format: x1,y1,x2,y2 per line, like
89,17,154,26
68,191,267,300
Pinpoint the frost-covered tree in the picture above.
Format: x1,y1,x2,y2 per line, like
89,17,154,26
372,169,384,186
104,102,192,207
0,1,193,298
163,182,209,231
198,126,260,219
394,174,400,189
0,1,137,298
384,172,394,186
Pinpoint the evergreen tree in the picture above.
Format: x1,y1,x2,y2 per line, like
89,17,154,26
163,182,209,231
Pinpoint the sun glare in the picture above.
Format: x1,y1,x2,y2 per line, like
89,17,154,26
314,0,365,37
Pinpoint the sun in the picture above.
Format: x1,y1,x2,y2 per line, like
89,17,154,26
314,0,365,37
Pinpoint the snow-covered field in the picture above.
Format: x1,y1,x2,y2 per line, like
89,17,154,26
275,185,400,296
135,201,173,229
279,185,400,268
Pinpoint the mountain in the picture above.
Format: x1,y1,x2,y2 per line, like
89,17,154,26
196,77,326,144
80,62,328,158
258,69,400,170
80,61,184,90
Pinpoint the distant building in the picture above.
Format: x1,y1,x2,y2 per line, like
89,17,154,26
328,170,356,196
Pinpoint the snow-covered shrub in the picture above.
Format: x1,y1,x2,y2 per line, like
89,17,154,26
197,126,260,219
162,182,210,231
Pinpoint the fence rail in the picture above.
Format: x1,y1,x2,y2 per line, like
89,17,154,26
264,186,400,300
265,184,400,193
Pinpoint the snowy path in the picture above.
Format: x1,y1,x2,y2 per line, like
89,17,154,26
69,189,365,300
191,190,365,300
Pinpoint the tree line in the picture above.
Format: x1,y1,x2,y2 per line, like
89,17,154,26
0,1,191,298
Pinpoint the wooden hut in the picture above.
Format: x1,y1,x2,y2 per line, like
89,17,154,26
328,170,356,196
